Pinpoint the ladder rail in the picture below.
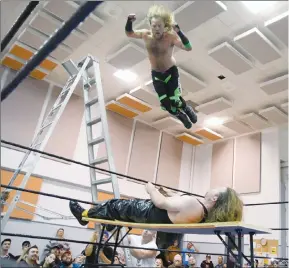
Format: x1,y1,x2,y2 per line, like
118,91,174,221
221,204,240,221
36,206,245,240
1,57,91,232
2,75,77,192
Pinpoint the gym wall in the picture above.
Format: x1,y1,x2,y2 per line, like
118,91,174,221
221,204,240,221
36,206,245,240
1,67,285,245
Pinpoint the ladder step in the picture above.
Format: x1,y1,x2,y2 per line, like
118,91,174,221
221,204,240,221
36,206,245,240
39,122,52,133
87,117,101,126
84,78,96,90
92,178,112,185
91,156,108,165
88,137,105,146
50,103,62,114
85,97,98,106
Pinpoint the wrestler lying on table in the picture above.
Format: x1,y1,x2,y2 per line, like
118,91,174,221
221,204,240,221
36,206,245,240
69,182,243,227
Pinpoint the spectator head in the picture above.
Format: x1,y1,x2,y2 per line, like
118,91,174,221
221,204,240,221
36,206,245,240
1,239,11,251
155,258,164,267
142,229,157,243
103,231,109,242
50,243,61,257
187,242,193,249
173,239,178,247
56,228,64,238
206,255,211,262
173,254,182,267
26,245,39,263
188,256,196,266
45,253,56,265
223,264,227,268
22,241,31,250
218,256,223,264
61,251,73,266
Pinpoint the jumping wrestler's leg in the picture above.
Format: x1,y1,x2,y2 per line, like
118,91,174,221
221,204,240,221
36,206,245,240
166,67,198,124
69,199,154,226
152,73,192,129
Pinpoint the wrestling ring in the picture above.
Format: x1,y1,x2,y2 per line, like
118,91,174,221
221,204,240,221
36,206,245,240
1,1,288,268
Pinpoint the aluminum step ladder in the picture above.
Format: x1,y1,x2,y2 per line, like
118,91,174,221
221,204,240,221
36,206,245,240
63,55,133,266
1,57,91,231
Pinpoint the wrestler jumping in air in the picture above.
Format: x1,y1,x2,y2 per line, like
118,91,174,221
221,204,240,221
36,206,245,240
69,182,243,226
125,5,198,129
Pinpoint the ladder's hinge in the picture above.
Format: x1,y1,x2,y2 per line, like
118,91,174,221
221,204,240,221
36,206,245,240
85,97,98,107
88,137,105,146
90,156,108,165
87,117,101,126
92,178,112,185
78,57,93,70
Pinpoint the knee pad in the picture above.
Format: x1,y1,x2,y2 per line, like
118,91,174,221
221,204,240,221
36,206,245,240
160,97,178,115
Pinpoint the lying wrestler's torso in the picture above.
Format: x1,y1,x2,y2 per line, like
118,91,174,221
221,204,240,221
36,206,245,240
143,32,176,72
165,195,205,224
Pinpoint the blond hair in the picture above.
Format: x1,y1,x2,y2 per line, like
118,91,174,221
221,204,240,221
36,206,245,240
147,4,174,32
205,188,243,223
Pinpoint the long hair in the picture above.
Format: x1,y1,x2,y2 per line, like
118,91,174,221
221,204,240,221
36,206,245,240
205,188,243,223
147,4,174,32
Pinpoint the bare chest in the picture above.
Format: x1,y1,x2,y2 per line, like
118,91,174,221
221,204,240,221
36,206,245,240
145,37,172,57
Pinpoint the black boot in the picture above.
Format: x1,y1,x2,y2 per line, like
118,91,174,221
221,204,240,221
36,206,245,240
183,105,197,124
175,111,192,129
69,201,88,226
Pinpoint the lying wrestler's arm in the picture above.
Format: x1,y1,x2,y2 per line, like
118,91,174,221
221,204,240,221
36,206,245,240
146,182,185,211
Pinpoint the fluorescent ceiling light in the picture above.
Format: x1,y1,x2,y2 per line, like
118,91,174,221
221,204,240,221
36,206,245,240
204,117,225,127
113,70,137,82
242,1,276,14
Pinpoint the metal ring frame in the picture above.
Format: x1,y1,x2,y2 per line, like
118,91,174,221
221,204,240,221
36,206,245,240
1,2,288,268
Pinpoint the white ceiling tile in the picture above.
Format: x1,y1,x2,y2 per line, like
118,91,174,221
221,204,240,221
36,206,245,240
234,28,282,64
196,97,232,115
259,106,288,125
259,74,288,95
239,112,270,130
208,42,253,74
223,120,253,134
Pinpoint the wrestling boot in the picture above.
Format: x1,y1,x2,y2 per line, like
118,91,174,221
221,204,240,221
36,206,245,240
69,201,88,226
175,111,192,129
183,105,198,124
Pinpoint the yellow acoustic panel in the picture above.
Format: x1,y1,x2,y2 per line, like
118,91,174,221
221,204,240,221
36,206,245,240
1,56,24,71
10,44,34,60
194,127,223,141
116,93,152,113
106,101,139,118
30,69,47,80
40,59,58,71
176,133,204,146
1,56,47,80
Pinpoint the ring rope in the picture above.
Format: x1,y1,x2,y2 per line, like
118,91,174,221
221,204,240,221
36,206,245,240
2,232,288,261
2,140,288,206
1,184,287,231
1,1,103,101
1,139,204,198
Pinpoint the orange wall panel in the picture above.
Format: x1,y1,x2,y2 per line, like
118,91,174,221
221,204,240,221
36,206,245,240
1,169,43,220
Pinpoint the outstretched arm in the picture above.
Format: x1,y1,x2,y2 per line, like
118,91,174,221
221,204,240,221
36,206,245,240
125,14,148,39
172,24,192,51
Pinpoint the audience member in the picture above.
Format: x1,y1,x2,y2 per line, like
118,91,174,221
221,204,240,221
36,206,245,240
128,229,159,267
186,256,196,268
155,258,165,267
215,256,224,268
201,255,214,268
15,241,31,260
41,253,58,268
73,254,86,267
84,231,115,265
18,245,40,267
1,238,16,260
182,242,198,267
166,239,181,265
169,254,184,268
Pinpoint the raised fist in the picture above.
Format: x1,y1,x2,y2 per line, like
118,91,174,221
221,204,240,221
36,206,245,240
128,14,136,21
